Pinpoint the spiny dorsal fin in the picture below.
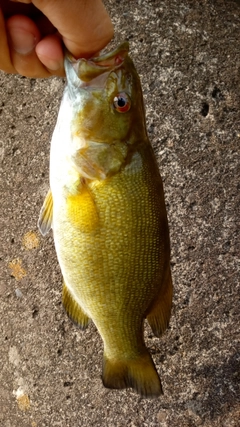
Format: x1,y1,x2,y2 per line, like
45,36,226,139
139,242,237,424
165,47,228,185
38,189,53,236
62,281,90,330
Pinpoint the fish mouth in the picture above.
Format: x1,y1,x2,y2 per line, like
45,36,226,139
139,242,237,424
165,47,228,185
91,41,129,66
65,42,130,86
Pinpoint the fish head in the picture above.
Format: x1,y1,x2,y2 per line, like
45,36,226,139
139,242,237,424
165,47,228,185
65,42,147,147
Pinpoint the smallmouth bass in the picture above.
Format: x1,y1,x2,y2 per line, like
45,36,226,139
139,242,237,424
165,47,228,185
39,42,172,397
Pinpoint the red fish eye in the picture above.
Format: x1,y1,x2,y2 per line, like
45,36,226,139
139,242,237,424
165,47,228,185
113,92,131,113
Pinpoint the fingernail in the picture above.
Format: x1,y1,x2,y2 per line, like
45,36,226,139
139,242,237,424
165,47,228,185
9,28,36,55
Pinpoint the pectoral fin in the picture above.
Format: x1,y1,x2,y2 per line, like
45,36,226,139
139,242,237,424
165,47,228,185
38,189,53,236
62,282,90,330
66,180,99,232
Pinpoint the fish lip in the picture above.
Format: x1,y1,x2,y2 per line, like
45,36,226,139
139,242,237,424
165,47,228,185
91,41,129,64
64,41,130,86
65,41,129,65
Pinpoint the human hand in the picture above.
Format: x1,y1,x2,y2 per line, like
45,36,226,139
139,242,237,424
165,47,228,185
0,0,114,78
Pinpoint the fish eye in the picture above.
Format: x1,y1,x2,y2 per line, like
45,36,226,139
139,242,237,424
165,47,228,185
113,92,131,113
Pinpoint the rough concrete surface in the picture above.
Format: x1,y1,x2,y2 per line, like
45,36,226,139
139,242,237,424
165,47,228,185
0,0,239,426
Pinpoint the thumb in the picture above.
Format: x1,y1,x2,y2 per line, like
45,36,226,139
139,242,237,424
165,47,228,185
31,0,114,58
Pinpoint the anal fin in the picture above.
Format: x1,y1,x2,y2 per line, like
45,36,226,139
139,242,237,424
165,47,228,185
62,281,90,330
38,189,53,236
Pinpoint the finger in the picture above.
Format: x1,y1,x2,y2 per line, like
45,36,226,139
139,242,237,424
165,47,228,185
36,34,65,76
0,9,16,73
10,1,32,3
31,0,114,58
6,14,54,77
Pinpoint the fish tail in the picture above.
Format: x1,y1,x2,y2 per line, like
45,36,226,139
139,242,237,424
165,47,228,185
102,350,163,397
147,266,173,337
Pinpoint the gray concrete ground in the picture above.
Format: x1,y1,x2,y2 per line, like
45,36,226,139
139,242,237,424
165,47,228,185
0,1,239,426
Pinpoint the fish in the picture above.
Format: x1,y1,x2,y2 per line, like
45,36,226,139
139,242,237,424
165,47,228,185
38,42,172,397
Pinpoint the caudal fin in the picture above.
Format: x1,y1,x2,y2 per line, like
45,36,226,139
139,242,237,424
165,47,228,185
102,350,163,397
